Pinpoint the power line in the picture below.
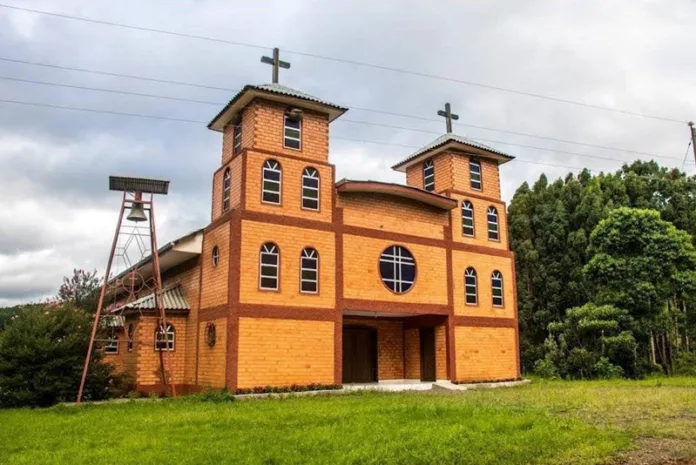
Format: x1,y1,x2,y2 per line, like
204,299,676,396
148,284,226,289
0,58,680,162
0,3,686,124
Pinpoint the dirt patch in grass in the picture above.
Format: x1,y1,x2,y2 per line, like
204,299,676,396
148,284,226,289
614,438,696,465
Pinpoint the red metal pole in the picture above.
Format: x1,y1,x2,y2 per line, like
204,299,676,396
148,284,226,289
148,194,177,397
77,192,127,403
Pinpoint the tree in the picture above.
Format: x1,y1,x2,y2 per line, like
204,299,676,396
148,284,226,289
57,269,101,313
584,207,696,373
0,304,126,407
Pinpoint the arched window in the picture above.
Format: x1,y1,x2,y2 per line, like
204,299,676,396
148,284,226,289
487,206,499,241
222,168,231,212
259,242,280,290
470,160,482,190
302,167,320,211
262,159,282,204
104,332,118,354
127,323,134,352
423,159,435,192
300,247,319,293
462,200,475,237
379,245,416,294
465,268,477,305
492,271,504,307
212,245,220,267
155,323,175,351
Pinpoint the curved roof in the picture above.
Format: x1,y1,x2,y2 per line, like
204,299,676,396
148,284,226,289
335,179,458,211
392,133,515,172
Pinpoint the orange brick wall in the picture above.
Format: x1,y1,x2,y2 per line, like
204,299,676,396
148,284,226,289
435,324,448,379
343,235,448,305
212,154,243,221
134,316,187,386
344,318,404,380
451,154,501,199
452,250,515,318
243,149,334,222
404,153,451,193
237,317,334,388
338,193,448,239
197,318,227,388
450,193,508,250
169,264,201,385
404,328,420,379
239,220,336,309
252,100,330,163
455,326,517,381
222,104,254,165
200,222,230,309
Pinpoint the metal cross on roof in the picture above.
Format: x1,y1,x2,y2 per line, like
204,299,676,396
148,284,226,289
260,48,291,84
437,102,459,134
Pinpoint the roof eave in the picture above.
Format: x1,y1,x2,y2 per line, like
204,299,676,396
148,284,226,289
335,179,458,211
208,87,348,132
392,141,515,172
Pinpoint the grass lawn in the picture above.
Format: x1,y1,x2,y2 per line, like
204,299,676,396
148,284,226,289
1,378,695,465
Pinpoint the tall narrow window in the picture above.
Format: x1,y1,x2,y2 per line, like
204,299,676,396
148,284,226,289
262,159,282,204
222,168,231,212
259,242,280,290
470,160,482,190
465,268,478,305
284,115,302,150
300,247,319,293
462,200,475,237
302,167,320,211
212,245,220,267
379,245,417,294
492,271,504,307
155,323,175,351
487,206,499,241
423,159,435,192
233,122,242,154
127,323,134,352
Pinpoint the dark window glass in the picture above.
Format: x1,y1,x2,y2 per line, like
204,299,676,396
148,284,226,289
465,268,477,305
487,207,499,241
233,123,242,154
462,200,474,236
155,323,175,351
492,271,504,307
300,248,319,294
423,159,435,192
262,160,282,204
259,243,279,290
284,116,302,149
379,246,416,293
302,168,320,211
470,161,482,190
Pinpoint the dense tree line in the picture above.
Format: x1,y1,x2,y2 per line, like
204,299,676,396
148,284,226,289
510,160,696,377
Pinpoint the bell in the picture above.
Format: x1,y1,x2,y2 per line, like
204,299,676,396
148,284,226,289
127,202,147,222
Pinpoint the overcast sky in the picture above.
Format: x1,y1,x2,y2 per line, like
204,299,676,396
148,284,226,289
1,0,695,306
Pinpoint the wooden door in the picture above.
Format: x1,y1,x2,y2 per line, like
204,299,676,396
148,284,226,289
342,326,377,383
420,327,436,382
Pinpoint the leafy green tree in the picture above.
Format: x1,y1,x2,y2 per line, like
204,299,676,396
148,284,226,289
56,269,101,313
0,304,125,407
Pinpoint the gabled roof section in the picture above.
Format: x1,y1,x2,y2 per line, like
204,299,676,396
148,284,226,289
335,179,458,211
392,133,515,172
112,285,190,316
208,83,348,132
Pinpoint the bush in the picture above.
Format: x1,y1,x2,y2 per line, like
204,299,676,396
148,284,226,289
196,388,236,403
533,358,560,379
0,304,125,408
592,357,624,379
673,351,696,376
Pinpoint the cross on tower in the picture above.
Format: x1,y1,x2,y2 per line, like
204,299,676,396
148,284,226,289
437,102,459,134
260,48,291,84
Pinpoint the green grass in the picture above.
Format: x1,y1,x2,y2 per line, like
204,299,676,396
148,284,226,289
1,378,695,464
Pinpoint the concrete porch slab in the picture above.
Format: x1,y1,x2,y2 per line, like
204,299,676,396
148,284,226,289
433,379,531,391
343,379,436,392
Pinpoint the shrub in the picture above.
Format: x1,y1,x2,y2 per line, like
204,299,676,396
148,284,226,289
533,358,560,379
592,357,624,379
0,304,125,408
673,351,696,376
197,388,236,403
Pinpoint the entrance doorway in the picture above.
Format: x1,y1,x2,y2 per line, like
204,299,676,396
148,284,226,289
419,327,436,382
342,326,378,383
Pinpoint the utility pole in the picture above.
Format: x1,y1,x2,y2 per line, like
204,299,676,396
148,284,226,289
689,122,696,165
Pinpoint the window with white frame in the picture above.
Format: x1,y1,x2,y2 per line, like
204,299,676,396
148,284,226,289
423,159,435,192
492,270,504,307
212,245,220,267
470,160,482,190
222,168,231,212
262,159,282,204
233,121,242,154
465,268,478,305
487,206,499,241
300,247,319,293
284,116,301,150
302,167,320,211
155,323,175,351
104,334,118,354
259,242,280,290
462,200,475,237
379,245,416,294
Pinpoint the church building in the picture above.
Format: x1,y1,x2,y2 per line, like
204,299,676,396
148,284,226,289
104,73,520,392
